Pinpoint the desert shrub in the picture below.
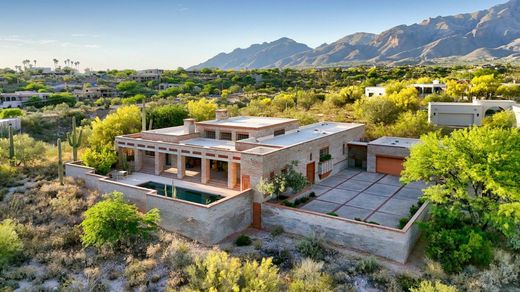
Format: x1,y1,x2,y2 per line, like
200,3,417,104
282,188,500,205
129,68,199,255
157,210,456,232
0,133,47,166
410,280,457,292
0,219,23,268
482,110,516,129
184,251,280,291
296,233,326,261
124,258,157,288
0,164,18,188
422,207,493,273
147,104,188,129
270,226,284,237
80,192,160,248
289,258,333,292
163,241,193,270
356,256,380,274
235,234,252,246
82,146,117,175
262,248,293,270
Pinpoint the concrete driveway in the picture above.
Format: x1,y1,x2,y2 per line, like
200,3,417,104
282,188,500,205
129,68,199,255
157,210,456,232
300,169,425,228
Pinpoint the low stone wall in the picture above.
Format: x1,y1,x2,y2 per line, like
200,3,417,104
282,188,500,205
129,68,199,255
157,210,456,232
65,162,252,245
262,202,429,263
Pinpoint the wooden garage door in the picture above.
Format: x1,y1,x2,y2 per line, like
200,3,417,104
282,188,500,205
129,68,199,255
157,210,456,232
376,156,404,176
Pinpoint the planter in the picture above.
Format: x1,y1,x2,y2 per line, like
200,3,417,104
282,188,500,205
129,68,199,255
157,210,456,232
318,159,333,179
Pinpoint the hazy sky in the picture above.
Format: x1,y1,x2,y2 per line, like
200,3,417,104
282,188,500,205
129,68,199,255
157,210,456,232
0,0,508,70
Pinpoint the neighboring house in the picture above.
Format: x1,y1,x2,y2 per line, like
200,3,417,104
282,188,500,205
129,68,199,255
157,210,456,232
65,109,428,263
0,118,21,131
365,86,385,97
428,99,517,127
158,83,182,90
77,86,117,99
130,69,164,82
411,80,446,96
0,91,50,108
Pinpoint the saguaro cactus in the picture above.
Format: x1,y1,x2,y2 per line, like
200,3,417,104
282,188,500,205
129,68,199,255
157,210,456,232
67,116,83,161
58,138,64,185
141,98,147,132
8,125,14,166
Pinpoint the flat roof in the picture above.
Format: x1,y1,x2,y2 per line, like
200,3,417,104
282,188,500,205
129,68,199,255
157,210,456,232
242,146,280,155
196,116,298,129
144,126,187,136
369,136,420,148
180,138,235,151
247,122,364,147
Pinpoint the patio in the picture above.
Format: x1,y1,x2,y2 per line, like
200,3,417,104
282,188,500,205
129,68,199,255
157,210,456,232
300,169,425,228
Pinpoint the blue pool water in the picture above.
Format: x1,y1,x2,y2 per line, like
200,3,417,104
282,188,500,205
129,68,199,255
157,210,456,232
138,181,223,205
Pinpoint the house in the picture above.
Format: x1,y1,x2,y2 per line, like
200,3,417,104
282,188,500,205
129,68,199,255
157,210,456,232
0,91,50,108
428,99,518,127
0,118,21,131
65,109,428,263
411,80,446,96
514,105,520,128
76,86,117,99
130,69,164,82
365,86,385,97
158,83,182,90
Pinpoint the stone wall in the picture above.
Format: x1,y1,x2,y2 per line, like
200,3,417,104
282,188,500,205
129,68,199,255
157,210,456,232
65,162,253,245
262,202,429,263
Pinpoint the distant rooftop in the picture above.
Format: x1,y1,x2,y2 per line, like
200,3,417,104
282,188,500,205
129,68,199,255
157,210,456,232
246,122,364,147
369,136,420,148
196,116,298,129
180,138,235,151
144,126,187,136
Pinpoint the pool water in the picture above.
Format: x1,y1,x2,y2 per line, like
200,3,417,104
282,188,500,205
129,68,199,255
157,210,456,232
138,181,223,205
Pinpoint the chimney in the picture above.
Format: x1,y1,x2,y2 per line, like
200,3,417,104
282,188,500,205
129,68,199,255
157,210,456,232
215,109,229,120
183,118,196,134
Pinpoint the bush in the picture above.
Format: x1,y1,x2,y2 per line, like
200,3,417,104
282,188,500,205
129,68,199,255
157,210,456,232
410,280,457,292
296,234,326,261
0,134,47,166
80,192,160,248
147,104,188,129
0,219,23,268
0,108,24,119
356,256,379,274
82,146,117,175
184,251,280,291
289,258,333,292
235,234,252,246
270,226,284,237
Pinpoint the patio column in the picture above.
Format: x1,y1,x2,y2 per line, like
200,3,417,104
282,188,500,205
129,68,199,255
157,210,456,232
177,155,185,179
134,149,143,171
155,152,165,175
201,158,210,184
228,162,238,189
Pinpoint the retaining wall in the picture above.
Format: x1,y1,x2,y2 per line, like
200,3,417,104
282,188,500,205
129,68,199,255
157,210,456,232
262,201,429,263
65,162,252,244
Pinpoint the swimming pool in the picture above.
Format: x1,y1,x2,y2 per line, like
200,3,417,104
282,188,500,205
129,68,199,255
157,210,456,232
138,181,223,205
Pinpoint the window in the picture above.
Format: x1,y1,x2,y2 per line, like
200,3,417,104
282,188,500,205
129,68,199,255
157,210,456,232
220,132,232,141
274,129,285,136
320,147,330,157
237,133,249,140
342,144,346,155
145,151,155,156
309,153,313,160
205,130,216,139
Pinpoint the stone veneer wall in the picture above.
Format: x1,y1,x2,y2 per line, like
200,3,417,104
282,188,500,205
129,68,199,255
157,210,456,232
366,144,411,173
65,162,252,244
262,202,429,263
241,125,365,203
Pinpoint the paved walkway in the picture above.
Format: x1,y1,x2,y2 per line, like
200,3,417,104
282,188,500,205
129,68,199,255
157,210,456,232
301,169,425,228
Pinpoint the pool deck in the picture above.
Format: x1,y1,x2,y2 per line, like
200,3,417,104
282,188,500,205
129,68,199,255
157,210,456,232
115,172,241,197
300,169,425,228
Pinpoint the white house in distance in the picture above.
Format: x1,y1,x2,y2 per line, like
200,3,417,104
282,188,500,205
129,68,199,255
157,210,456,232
130,69,164,82
428,99,518,127
0,91,50,108
411,80,446,96
364,86,386,97
0,118,21,131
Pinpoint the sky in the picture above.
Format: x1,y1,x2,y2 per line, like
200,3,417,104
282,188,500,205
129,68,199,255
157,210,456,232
0,0,508,70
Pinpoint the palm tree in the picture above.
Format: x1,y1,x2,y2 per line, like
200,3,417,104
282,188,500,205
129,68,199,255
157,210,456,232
33,60,37,67
53,58,59,69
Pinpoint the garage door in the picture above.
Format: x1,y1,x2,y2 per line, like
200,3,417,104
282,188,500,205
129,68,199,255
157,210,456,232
376,156,404,176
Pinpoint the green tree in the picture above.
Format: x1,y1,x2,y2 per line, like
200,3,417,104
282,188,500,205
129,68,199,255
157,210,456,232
116,80,144,97
353,96,401,125
272,92,296,112
482,110,517,129
445,80,469,100
496,83,520,100
148,104,188,129
88,105,141,149
82,146,118,175
369,111,433,139
0,108,24,119
80,192,160,248
187,98,217,121
470,74,501,98
295,90,318,110
0,219,23,268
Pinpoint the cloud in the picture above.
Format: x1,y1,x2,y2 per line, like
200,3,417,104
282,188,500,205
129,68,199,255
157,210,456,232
71,33,100,38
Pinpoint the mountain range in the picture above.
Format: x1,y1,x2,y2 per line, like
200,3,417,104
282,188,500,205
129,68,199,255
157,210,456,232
190,0,520,69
